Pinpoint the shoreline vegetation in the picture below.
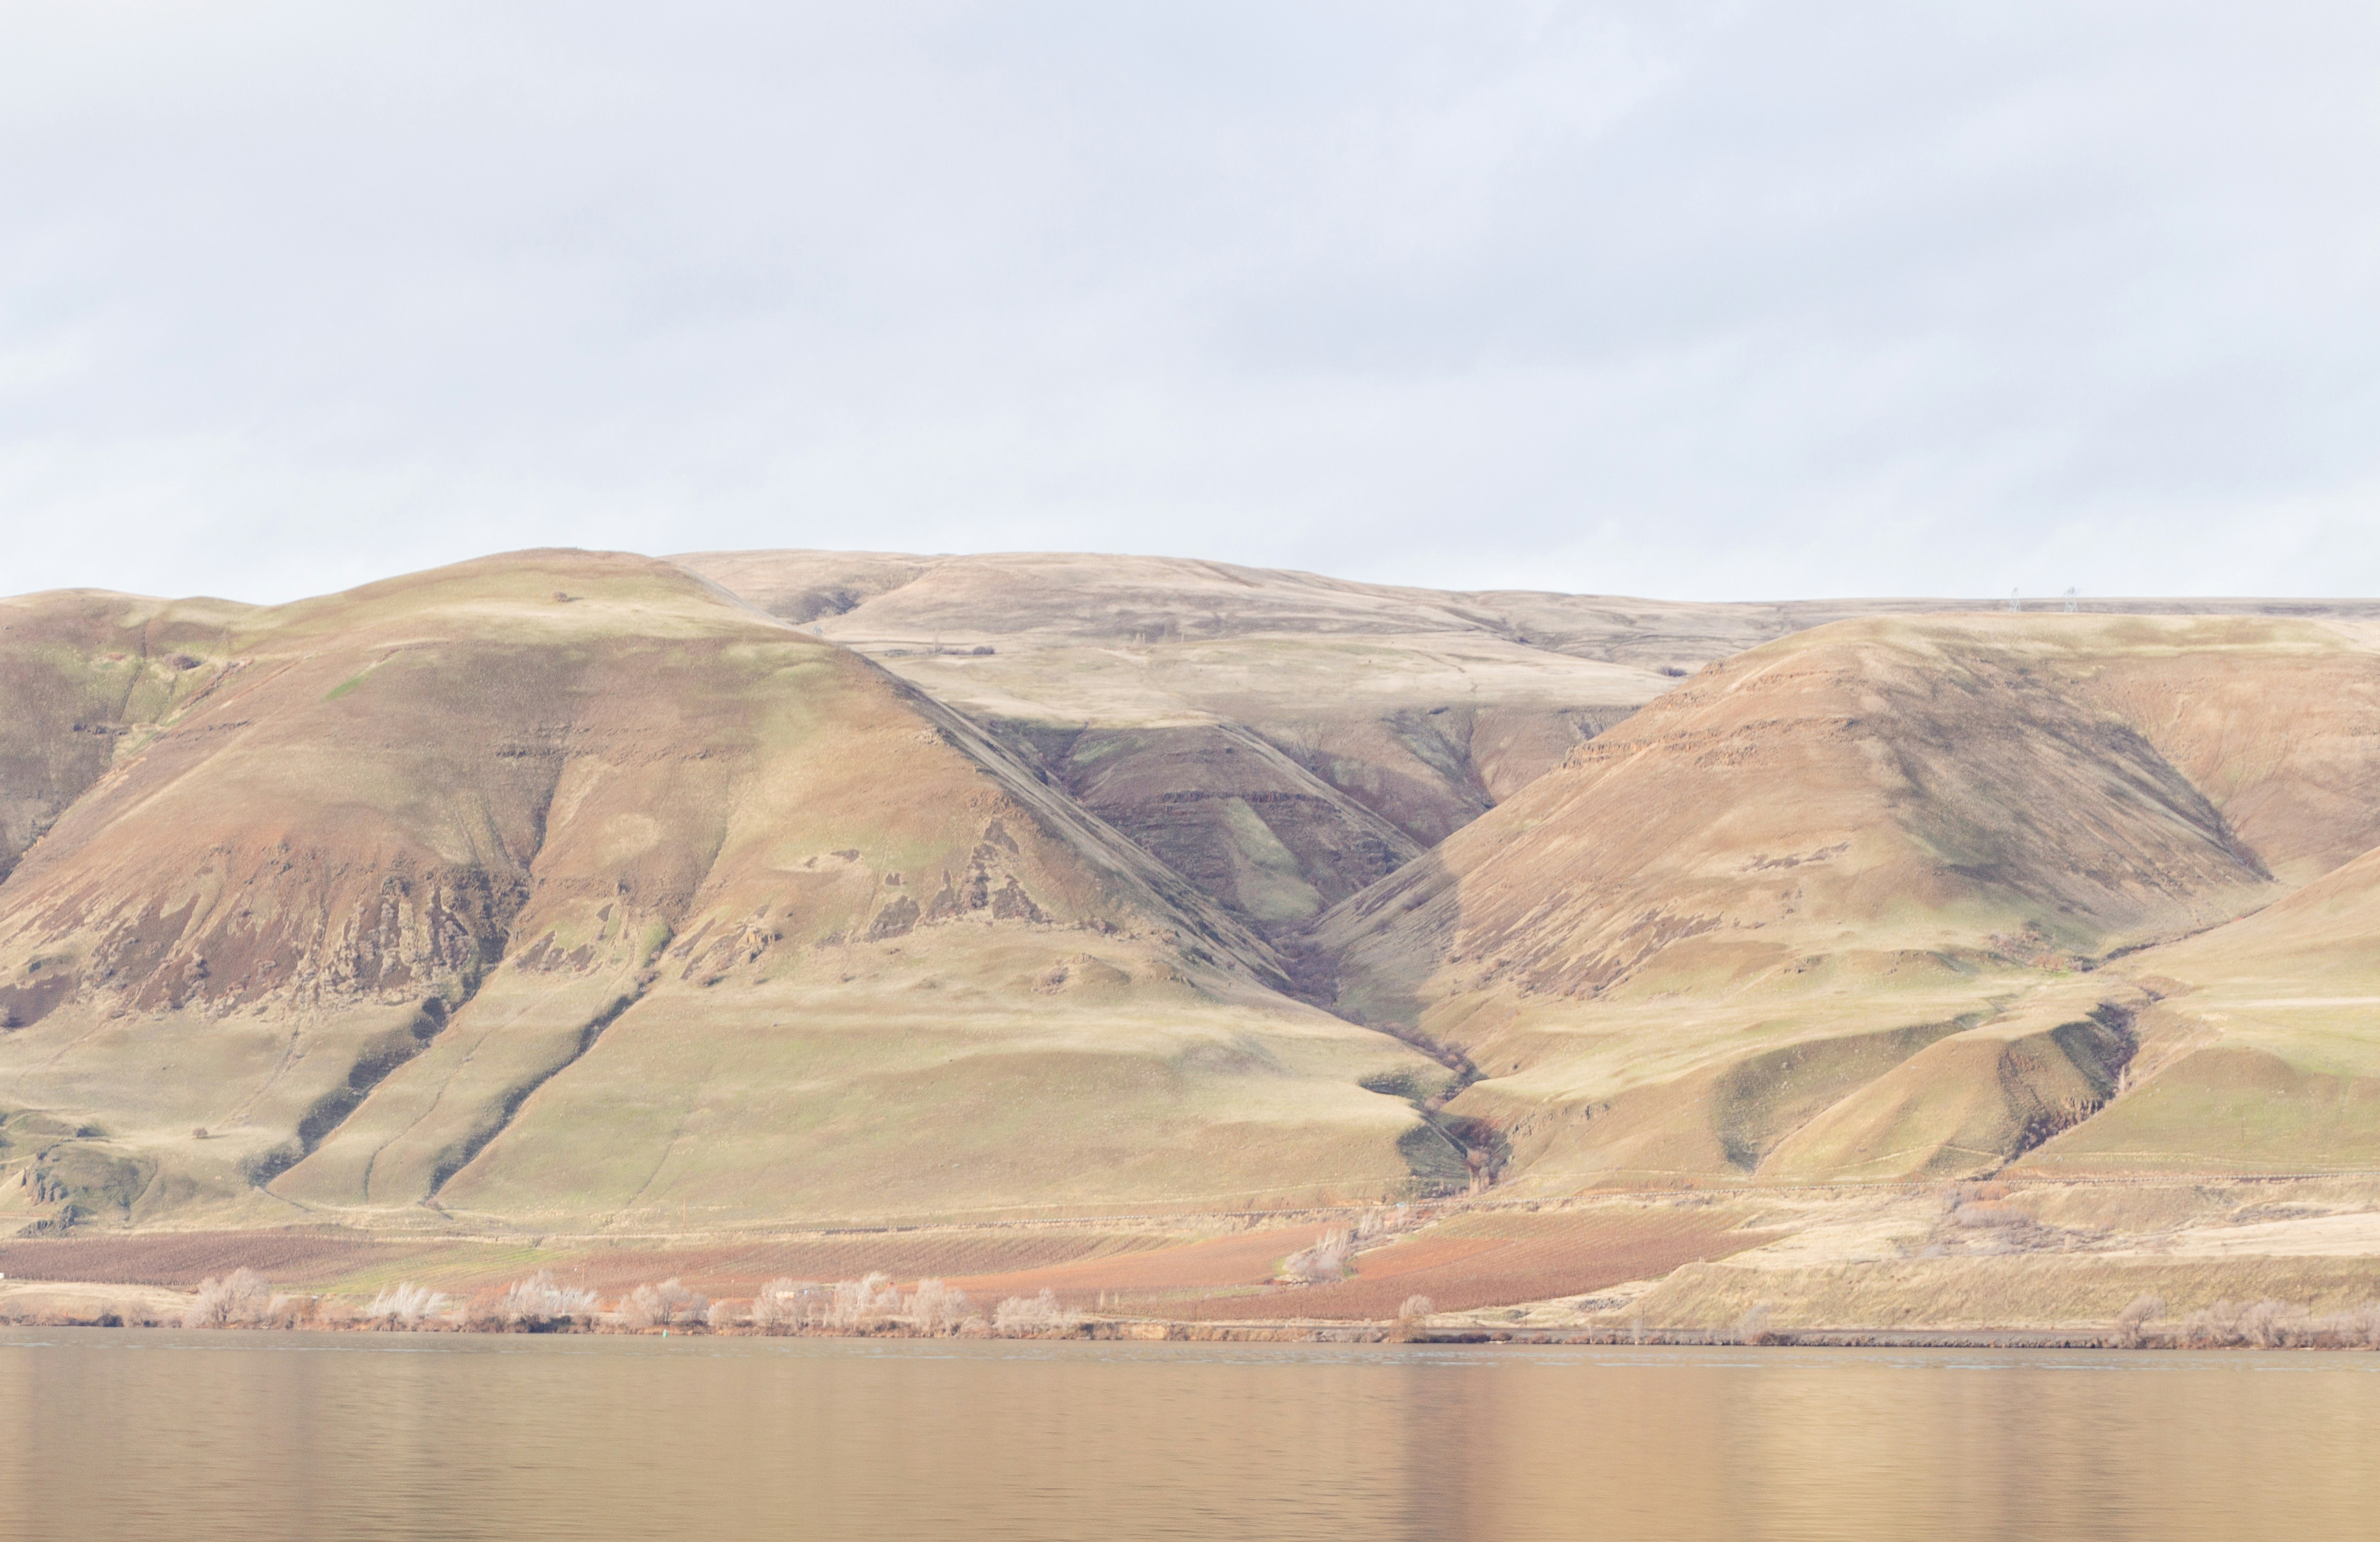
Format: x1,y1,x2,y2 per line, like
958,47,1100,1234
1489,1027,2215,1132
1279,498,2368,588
5,1264,2379,1352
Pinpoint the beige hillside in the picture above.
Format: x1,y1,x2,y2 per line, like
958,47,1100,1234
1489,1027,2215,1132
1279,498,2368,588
0,551,1459,1235
1311,614,2380,1188
680,550,2380,944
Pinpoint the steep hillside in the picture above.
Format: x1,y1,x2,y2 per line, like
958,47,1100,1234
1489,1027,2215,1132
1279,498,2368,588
2020,841,2380,1176
1311,615,2380,1187
0,552,1457,1234
0,590,255,884
681,551,2380,942
678,550,1672,931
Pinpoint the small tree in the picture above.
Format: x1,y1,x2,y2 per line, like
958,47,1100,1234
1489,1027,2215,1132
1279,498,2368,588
748,1277,816,1331
906,1278,972,1335
185,1268,275,1328
2114,1294,2164,1349
826,1272,902,1331
617,1277,708,1330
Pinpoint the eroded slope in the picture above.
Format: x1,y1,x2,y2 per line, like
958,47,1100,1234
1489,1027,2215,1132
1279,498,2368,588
1312,615,2380,1187
0,552,1456,1233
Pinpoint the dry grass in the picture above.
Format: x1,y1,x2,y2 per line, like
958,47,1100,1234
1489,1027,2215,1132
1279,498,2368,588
942,1224,1330,1305
1631,1253,2380,1331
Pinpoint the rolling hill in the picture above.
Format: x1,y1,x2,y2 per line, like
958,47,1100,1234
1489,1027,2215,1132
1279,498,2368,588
8,545,2380,1326
0,552,1460,1236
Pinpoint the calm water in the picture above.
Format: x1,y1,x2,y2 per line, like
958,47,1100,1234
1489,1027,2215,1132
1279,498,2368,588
3,1331,2378,1541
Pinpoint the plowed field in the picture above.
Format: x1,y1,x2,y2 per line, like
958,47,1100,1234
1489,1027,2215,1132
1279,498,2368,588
0,1231,420,1288
1168,1208,1779,1320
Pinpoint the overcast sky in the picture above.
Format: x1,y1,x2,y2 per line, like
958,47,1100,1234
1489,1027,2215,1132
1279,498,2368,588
4,3,2377,604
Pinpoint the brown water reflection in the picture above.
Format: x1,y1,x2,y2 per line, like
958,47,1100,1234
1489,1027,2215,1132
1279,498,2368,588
3,1331,2376,1541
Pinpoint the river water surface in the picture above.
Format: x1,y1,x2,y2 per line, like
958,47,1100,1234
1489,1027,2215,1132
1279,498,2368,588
4,1329,2376,1541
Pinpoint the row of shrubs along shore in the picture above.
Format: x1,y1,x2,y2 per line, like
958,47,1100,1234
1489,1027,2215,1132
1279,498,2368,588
10,1271,2380,1348
0,1267,1094,1336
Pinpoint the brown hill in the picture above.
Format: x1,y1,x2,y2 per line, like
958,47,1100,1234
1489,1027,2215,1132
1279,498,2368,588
680,550,2380,943
1311,614,2380,1186
0,552,1456,1234
11,549,2380,1262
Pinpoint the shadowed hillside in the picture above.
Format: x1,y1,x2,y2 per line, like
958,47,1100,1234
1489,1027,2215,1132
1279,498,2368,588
10,549,2380,1317
1312,614,2380,1187
0,552,1460,1234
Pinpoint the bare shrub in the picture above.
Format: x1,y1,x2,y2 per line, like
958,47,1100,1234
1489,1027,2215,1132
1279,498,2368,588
2114,1294,2164,1348
825,1272,903,1331
365,1281,448,1330
1282,1230,1352,1282
185,1268,275,1328
1397,1294,1434,1322
498,1271,601,1329
1733,1303,1777,1346
2183,1299,2243,1348
994,1289,1080,1335
2339,1301,2380,1350
706,1299,741,1332
616,1277,708,1331
906,1278,972,1335
2239,1299,2305,1349
748,1277,817,1332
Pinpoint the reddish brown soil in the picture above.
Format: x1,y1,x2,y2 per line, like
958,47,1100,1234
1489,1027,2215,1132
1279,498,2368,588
1168,1210,1780,1320
0,1231,422,1288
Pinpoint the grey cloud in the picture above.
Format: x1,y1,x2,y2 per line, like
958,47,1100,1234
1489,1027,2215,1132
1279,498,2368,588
1,1,2375,603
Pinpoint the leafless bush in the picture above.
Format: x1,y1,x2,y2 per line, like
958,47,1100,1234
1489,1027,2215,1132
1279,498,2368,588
825,1272,903,1331
185,1268,275,1328
906,1278,973,1334
706,1298,742,1332
2239,1299,2306,1349
365,1281,449,1330
1397,1294,1434,1322
748,1277,819,1331
616,1277,708,1330
2113,1294,2164,1348
498,1270,601,1329
994,1289,1080,1335
1282,1230,1352,1282
2181,1298,2313,1349
2182,1299,2242,1347
1733,1303,1777,1346
2334,1301,2380,1349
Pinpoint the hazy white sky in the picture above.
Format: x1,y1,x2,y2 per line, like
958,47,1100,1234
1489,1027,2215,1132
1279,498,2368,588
4,2,2377,603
